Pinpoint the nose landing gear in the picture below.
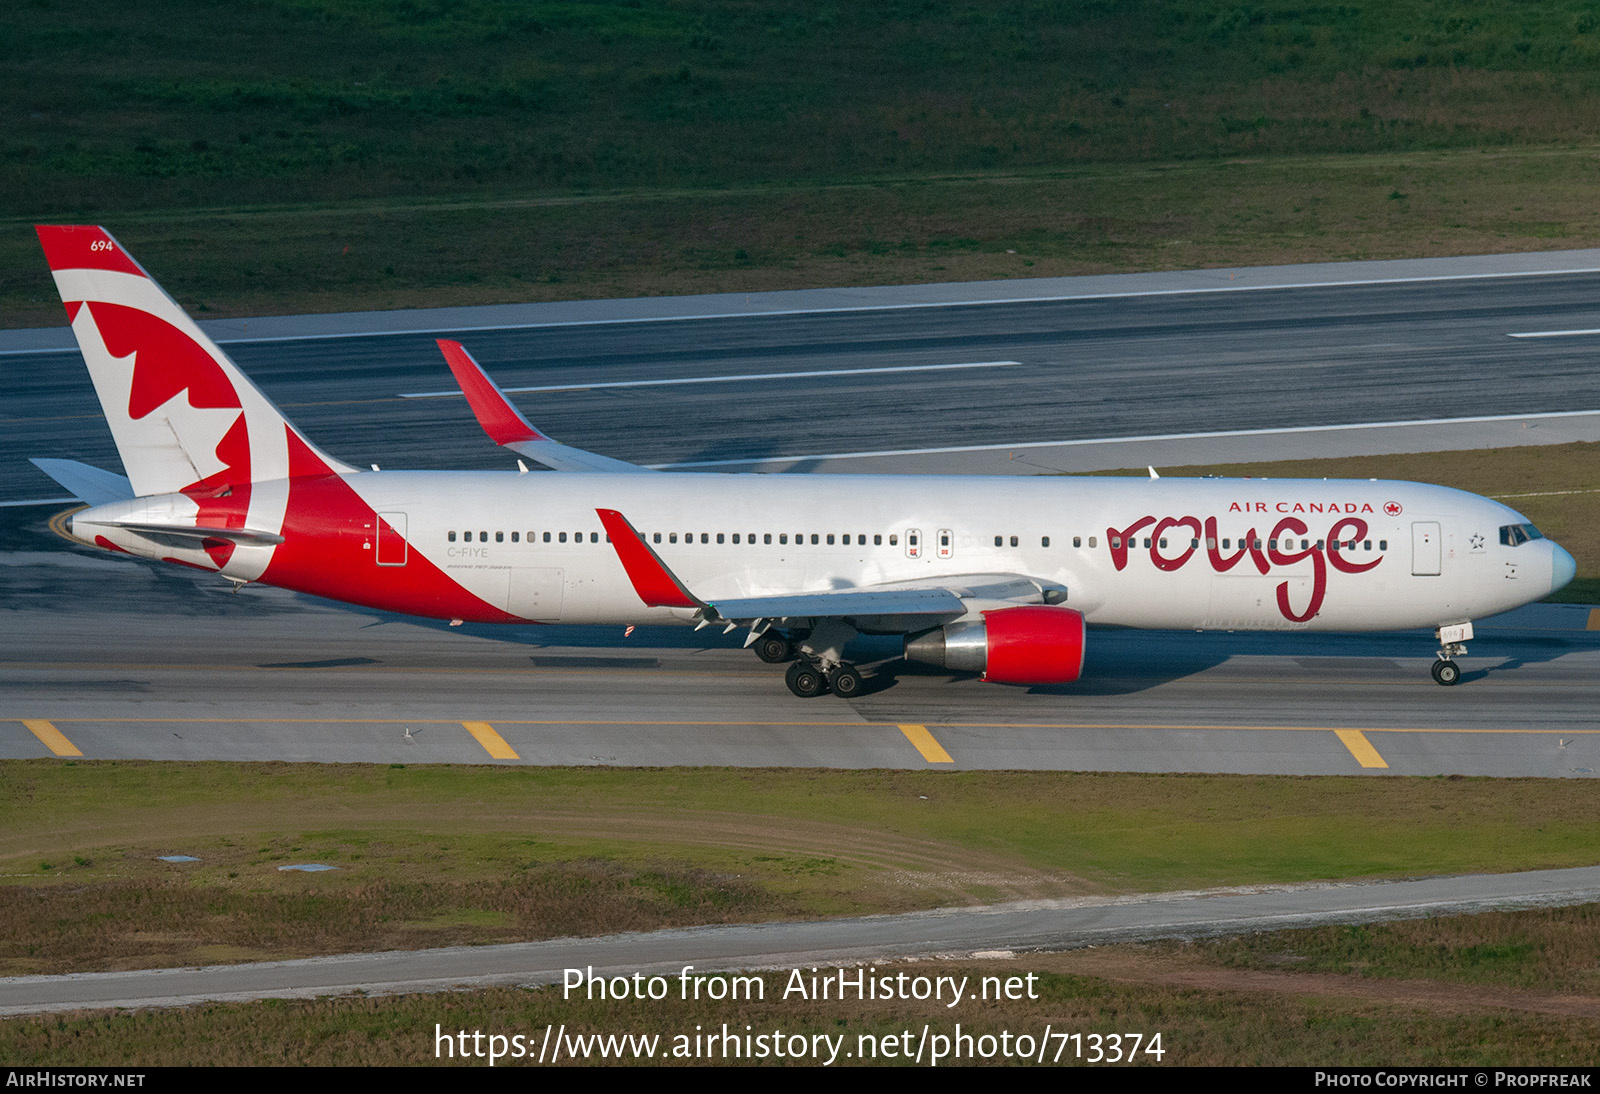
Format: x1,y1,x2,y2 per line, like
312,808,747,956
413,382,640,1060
1431,622,1472,686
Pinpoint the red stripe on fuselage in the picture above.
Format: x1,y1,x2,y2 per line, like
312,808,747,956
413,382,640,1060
259,430,520,622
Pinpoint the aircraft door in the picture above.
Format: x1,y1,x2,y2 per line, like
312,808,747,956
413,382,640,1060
507,567,565,621
376,512,408,566
1412,522,1441,576
905,529,922,559
937,528,954,559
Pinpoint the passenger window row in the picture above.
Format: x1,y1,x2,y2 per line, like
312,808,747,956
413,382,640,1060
444,528,1389,553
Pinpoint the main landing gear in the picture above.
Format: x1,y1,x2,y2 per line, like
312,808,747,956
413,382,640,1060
754,632,795,664
783,659,864,698
1431,622,1473,687
766,620,865,699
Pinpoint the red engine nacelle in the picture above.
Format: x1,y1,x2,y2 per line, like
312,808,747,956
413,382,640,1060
902,605,1086,685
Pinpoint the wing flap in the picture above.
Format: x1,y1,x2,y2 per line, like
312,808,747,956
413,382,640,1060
705,587,965,622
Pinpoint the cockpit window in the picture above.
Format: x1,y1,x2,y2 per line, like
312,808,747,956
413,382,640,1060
1499,523,1545,547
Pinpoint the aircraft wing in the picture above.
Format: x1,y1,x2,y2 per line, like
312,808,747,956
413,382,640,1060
596,509,1052,625
436,340,650,473
705,587,966,621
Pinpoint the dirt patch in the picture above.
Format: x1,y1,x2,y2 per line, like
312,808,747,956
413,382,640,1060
1050,946,1600,1019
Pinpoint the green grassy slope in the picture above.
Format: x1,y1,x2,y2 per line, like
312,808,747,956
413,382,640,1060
10,2,1600,324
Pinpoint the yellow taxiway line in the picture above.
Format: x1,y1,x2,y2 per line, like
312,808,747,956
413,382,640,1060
22,719,82,757
898,724,954,764
14,716,1600,734
1334,729,1389,769
462,721,520,760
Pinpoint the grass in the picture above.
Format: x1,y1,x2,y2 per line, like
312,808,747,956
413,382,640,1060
13,2,1600,325
14,0,1600,209
1097,441,1600,601
1185,904,1600,994
5,907,1600,1064
11,146,1600,329
5,762,1600,976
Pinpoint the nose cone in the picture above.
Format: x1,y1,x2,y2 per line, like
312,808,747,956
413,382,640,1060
1550,542,1577,594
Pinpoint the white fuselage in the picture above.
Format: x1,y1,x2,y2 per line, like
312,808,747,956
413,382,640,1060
79,470,1564,633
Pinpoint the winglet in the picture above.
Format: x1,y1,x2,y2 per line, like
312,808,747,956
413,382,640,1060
435,340,649,473
436,339,547,446
596,509,702,609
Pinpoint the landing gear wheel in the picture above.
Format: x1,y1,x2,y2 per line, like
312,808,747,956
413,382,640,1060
785,660,828,698
755,633,794,664
827,663,864,698
1431,659,1461,686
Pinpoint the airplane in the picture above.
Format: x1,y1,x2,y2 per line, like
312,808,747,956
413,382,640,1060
29,225,1578,697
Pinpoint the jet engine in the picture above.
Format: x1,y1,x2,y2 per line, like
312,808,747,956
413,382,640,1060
902,605,1086,685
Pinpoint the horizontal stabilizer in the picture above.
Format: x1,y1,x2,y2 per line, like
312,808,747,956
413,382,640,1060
436,340,649,473
109,522,285,547
29,458,134,506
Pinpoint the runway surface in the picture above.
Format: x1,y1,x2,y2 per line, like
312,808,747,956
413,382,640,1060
10,251,1600,496
4,253,1599,774
6,865,1600,1015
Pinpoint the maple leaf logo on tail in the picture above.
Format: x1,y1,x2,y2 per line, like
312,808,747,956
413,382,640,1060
36,225,360,572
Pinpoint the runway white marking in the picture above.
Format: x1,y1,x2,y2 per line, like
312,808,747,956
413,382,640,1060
1508,328,1600,338
397,360,1020,399
654,408,1600,468
10,257,1600,356
159,262,1600,341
